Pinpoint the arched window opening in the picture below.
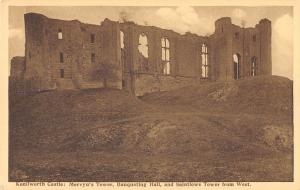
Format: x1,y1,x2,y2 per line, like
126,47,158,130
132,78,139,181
161,37,170,75
138,33,148,58
58,29,63,39
233,53,241,80
120,31,124,49
251,56,258,76
120,31,125,72
201,44,208,78
138,33,149,72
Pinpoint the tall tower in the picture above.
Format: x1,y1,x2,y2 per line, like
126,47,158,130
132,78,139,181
24,13,51,89
257,18,272,75
213,17,233,81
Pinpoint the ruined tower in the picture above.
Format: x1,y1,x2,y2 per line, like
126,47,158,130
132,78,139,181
212,17,272,81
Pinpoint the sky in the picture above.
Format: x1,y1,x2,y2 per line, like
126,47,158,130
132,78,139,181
9,6,293,79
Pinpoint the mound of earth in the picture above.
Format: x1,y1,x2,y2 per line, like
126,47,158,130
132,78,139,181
141,75,293,115
10,88,154,115
9,88,156,150
9,75,293,181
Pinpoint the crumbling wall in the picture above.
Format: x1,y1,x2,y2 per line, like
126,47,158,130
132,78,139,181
24,13,51,90
175,35,198,77
21,13,272,96
120,22,212,96
24,13,121,90
100,19,122,89
10,56,25,78
9,56,26,95
212,17,234,81
257,19,272,75
239,27,261,77
212,17,271,81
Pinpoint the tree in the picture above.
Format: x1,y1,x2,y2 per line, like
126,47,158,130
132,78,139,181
92,60,120,88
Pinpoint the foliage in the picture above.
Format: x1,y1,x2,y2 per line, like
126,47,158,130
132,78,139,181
92,59,120,88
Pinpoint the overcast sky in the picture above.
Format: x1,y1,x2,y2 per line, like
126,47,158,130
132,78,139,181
9,6,293,79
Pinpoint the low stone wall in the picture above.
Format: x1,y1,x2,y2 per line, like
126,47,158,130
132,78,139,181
135,73,202,96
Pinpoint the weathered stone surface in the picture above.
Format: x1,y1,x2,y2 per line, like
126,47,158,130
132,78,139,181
10,56,25,79
10,13,271,96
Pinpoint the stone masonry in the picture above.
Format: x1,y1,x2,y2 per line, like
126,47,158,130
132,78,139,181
10,13,272,96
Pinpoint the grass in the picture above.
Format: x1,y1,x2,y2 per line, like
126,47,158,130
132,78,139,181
9,75,293,181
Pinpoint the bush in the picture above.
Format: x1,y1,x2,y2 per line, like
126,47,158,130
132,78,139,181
91,60,119,88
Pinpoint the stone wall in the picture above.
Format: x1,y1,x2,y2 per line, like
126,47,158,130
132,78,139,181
10,56,25,78
212,17,272,81
17,13,272,96
24,13,121,91
119,22,212,95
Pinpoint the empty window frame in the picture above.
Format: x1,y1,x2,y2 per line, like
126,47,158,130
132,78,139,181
91,53,95,63
90,34,95,43
59,52,64,63
235,32,239,39
201,44,208,78
253,35,256,42
161,37,170,75
60,69,64,78
138,33,148,58
233,53,241,80
251,56,258,76
58,29,63,39
120,31,124,49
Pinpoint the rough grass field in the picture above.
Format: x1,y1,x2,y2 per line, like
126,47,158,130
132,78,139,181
9,75,293,181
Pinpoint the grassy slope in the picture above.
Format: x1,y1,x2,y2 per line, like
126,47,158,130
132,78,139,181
9,76,293,181
141,75,293,115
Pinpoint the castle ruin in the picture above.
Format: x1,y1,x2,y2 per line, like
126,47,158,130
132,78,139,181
10,13,272,96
